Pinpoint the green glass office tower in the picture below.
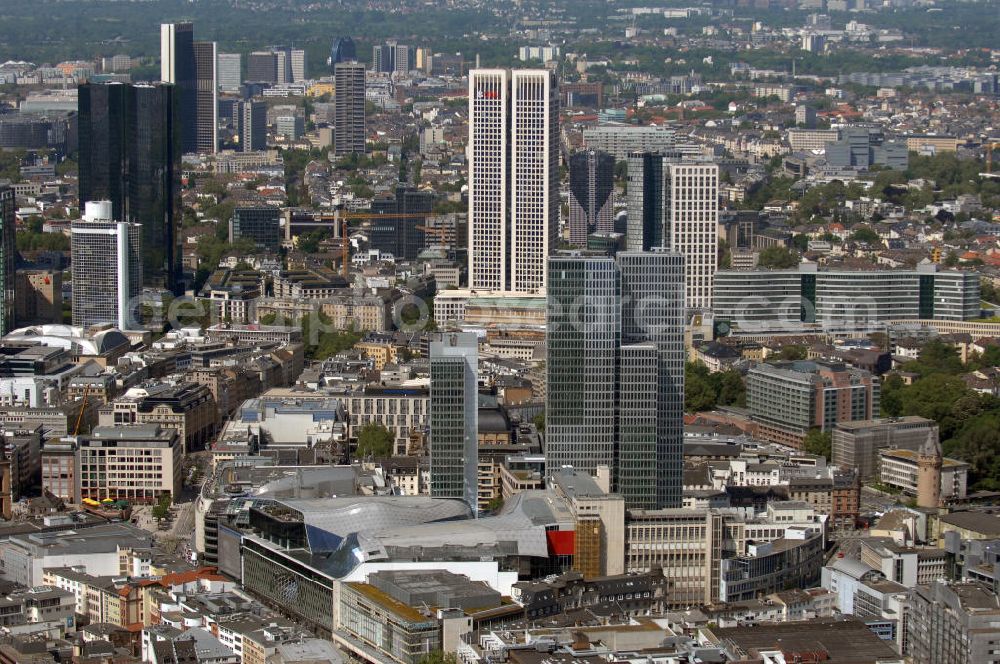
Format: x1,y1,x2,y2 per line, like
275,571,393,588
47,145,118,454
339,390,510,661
546,250,685,509
429,332,479,514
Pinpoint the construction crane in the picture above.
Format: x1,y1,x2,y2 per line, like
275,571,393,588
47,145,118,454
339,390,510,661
288,210,434,278
72,384,91,436
986,142,1000,174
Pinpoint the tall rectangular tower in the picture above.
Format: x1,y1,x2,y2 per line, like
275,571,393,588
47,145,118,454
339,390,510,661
160,23,197,154
0,185,14,335
71,201,142,330
665,162,718,310
217,53,241,93
193,41,217,155
468,69,558,294
546,250,685,509
619,251,686,508
625,153,718,310
546,255,620,476
78,82,180,292
568,149,615,246
429,332,479,514
467,69,509,292
237,100,266,152
334,61,366,156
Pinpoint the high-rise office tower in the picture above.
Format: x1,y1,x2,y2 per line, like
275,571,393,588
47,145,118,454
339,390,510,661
160,23,196,153
370,184,435,261
237,100,266,152
0,184,14,335
467,69,559,294
429,332,479,514
161,23,216,155
329,37,356,72
290,48,306,82
217,53,241,93
393,43,412,74
275,49,290,84
193,41,217,155
568,149,615,247
546,250,685,509
229,206,280,250
334,61,366,156
247,51,278,83
372,43,394,73
626,153,718,309
78,82,180,292
71,201,142,330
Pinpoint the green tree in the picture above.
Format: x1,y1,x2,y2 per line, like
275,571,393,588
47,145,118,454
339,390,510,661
685,362,717,413
907,339,964,377
802,428,832,459
713,369,747,407
532,411,545,432
418,652,457,664
945,411,1000,491
880,373,905,416
758,245,799,269
355,423,394,458
777,345,808,361
849,227,881,245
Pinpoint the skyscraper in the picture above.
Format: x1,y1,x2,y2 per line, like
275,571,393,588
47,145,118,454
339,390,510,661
467,69,558,294
626,153,718,309
568,150,615,246
369,184,435,261
217,53,241,93
546,250,685,509
334,61,366,156
78,82,180,291
229,206,280,250
237,100,267,152
71,201,142,330
247,51,279,83
429,332,479,514
193,41,217,154
329,37,356,72
290,48,306,82
0,184,14,335
161,23,216,155
160,23,195,153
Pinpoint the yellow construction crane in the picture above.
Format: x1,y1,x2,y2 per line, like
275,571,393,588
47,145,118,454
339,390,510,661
291,211,434,278
986,142,1000,173
72,384,91,436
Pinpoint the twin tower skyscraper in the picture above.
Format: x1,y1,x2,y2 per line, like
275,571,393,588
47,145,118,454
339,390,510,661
466,70,692,509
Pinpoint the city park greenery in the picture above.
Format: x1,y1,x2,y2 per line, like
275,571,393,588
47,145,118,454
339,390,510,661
879,339,1000,491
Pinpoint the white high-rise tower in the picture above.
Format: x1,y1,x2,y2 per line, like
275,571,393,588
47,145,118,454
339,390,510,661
468,69,558,294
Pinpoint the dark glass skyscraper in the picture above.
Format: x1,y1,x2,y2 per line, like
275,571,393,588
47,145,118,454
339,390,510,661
0,184,15,335
237,100,267,152
369,185,435,260
568,149,615,246
160,23,197,154
329,37,356,71
193,41,218,154
161,23,216,155
546,250,685,509
429,332,479,515
78,82,181,292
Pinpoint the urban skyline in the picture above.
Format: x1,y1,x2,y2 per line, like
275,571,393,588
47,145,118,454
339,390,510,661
0,3,997,661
